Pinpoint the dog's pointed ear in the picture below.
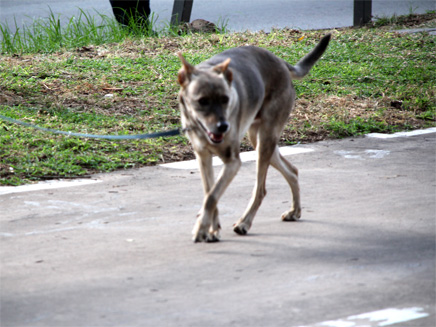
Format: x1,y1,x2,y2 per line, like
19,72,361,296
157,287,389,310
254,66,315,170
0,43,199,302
177,52,195,87
213,58,233,83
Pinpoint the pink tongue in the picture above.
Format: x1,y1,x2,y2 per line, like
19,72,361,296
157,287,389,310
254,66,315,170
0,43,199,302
209,132,223,142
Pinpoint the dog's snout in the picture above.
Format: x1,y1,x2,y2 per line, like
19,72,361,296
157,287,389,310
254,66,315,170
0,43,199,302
217,121,229,133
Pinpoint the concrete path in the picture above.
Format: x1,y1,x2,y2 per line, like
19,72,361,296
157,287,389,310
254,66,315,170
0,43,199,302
1,129,435,326
1,0,435,34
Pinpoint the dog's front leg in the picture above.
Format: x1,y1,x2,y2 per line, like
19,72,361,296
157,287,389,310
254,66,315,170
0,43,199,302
196,151,215,195
193,155,241,243
194,151,220,241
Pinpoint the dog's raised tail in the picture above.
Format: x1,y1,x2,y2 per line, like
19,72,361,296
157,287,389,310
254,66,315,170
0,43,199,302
287,34,331,80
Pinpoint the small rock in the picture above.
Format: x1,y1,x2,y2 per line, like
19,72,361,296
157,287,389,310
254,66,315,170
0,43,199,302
390,100,403,109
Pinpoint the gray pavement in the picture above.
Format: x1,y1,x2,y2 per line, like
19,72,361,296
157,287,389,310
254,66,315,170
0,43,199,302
1,0,435,34
1,130,435,326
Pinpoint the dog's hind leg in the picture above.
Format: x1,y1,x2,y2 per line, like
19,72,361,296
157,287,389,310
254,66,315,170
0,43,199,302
270,147,301,221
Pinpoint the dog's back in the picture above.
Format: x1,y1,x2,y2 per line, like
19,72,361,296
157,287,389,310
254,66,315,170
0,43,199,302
198,46,294,128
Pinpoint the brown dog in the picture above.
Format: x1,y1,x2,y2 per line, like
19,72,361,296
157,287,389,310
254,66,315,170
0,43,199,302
177,34,331,242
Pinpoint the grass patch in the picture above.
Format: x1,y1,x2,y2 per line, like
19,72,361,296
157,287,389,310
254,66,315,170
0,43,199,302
1,9,126,54
0,8,227,55
370,10,436,28
1,12,435,185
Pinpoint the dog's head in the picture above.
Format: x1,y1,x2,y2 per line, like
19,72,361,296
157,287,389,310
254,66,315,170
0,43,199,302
177,53,233,145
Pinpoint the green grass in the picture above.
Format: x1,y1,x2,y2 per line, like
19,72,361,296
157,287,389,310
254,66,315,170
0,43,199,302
1,9,124,54
0,8,227,55
325,116,404,138
1,11,435,185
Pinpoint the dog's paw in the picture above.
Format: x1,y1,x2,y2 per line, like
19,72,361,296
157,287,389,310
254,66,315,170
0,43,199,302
207,232,220,242
192,231,220,243
209,227,221,241
192,212,221,243
192,225,220,243
281,208,301,221
233,222,250,235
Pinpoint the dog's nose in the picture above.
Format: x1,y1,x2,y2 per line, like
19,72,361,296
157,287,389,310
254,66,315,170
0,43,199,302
217,121,229,133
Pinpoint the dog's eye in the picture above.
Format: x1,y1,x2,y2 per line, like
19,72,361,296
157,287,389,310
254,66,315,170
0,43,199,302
220,96,229,104
198,97,210,106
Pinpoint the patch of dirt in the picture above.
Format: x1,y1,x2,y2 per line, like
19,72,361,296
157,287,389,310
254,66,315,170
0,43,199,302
280,94,429,143
371,12,436,28
160,143,196,163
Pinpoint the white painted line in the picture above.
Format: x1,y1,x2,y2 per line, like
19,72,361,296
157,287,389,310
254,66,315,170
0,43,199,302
367,127,436,139
160,146,314,170
365,149,390,159
298,307,429,327
334,149,390,160
0,179,101,195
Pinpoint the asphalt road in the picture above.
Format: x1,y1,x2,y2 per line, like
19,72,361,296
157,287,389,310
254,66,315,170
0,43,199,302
1,0,435,33
1,129,435,326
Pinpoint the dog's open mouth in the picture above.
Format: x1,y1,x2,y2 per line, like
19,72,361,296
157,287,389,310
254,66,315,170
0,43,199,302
197,120,226,144
207,131,224,143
